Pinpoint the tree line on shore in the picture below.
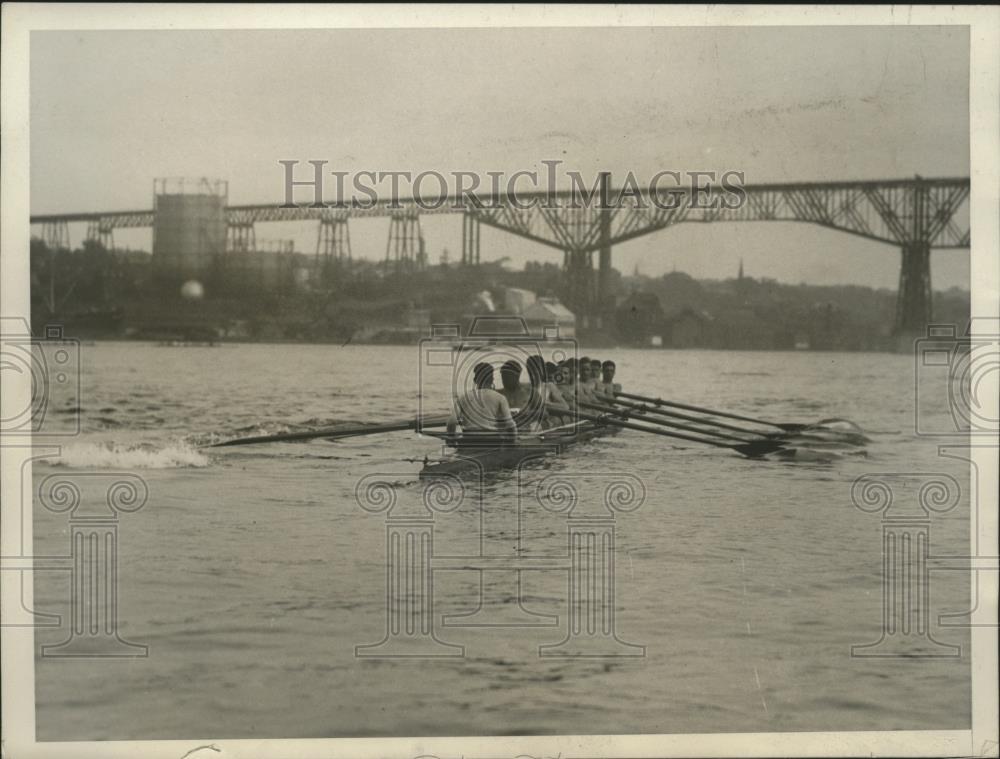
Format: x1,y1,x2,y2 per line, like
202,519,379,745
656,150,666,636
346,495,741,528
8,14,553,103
28,238,969,350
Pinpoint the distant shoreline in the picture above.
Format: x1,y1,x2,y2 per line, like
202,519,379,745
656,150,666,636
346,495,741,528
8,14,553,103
56,335,921,355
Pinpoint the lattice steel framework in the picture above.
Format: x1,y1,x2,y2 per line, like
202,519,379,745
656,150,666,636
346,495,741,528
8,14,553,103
31,176,970,332
385,210,426,272
462,211,481,265
84,219,115,250
225,210,257,255
40,220,71,250
31,177,970,251
316,211,352,261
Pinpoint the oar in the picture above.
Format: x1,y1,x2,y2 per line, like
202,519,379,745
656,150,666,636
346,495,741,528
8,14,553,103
595,394,772,438
575,411,787,458
209,415,450,448
616,391,810,432
579,401,753,444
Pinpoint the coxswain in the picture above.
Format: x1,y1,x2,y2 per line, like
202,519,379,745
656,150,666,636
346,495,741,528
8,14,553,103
446,362,516,442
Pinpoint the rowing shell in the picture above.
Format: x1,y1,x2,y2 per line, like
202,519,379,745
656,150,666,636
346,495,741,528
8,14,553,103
420,422,618,478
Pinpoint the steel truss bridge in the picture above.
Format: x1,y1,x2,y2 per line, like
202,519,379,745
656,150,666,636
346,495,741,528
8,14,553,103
31,175,970,334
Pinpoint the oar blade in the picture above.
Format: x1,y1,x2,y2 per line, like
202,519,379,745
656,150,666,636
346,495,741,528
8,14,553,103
732,439,788,458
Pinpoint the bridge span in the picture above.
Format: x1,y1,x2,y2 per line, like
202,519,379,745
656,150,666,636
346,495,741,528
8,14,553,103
30,175,970,334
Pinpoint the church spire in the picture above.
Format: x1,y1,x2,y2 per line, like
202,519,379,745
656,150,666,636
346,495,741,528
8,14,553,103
738,257,744,281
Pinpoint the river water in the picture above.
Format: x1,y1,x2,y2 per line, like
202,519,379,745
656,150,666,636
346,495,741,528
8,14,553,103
29,342,971,739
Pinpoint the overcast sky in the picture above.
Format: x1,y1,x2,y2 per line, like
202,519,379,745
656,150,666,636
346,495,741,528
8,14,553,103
30,26,970,289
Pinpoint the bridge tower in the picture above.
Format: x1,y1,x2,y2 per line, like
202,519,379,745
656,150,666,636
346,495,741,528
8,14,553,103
386,210,425,272
564,249,596,324
896,242,932,336
85,218,115,250
226,217,256,255
316,213,351,261
316,212,351,286
894,180,933,336
462,212,481,265
563,172,614,330
596,187,614,328
41,220,71,251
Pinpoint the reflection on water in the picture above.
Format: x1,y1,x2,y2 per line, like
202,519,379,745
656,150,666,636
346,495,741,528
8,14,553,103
30,342,971,739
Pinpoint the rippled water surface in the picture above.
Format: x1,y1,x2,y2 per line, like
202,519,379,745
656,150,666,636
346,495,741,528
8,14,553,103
31,342,971,739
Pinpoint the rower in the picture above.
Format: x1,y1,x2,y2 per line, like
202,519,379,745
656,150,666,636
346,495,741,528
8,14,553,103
599,360,621,397
532,356,571,428
590,358,603,392
544,360,559,386
557,357,579,407
446,362,516,443
499,358,548,431
499,359,533,413
577,358,599,404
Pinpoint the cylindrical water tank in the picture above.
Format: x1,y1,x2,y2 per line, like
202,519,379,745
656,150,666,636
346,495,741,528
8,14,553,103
152,178,227,278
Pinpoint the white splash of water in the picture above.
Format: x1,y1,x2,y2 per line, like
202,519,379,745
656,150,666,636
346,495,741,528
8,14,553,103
44,441,210,469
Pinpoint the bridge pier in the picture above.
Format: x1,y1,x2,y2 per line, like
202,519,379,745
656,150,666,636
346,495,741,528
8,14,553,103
894,242,932,336
316,214,351,260
226,221,256,254
316,214,351,286
85,219,115,250
386,211,425,272
596,202,613,330
564,249,595,328
462,212,480,265
42,221,71,251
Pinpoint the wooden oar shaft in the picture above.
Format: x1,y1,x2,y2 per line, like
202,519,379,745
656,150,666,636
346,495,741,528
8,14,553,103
616,391,789,430
580,401,752,444
210,415,449,447
574,411,736,449
325,419,449,440
596,394,767,437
